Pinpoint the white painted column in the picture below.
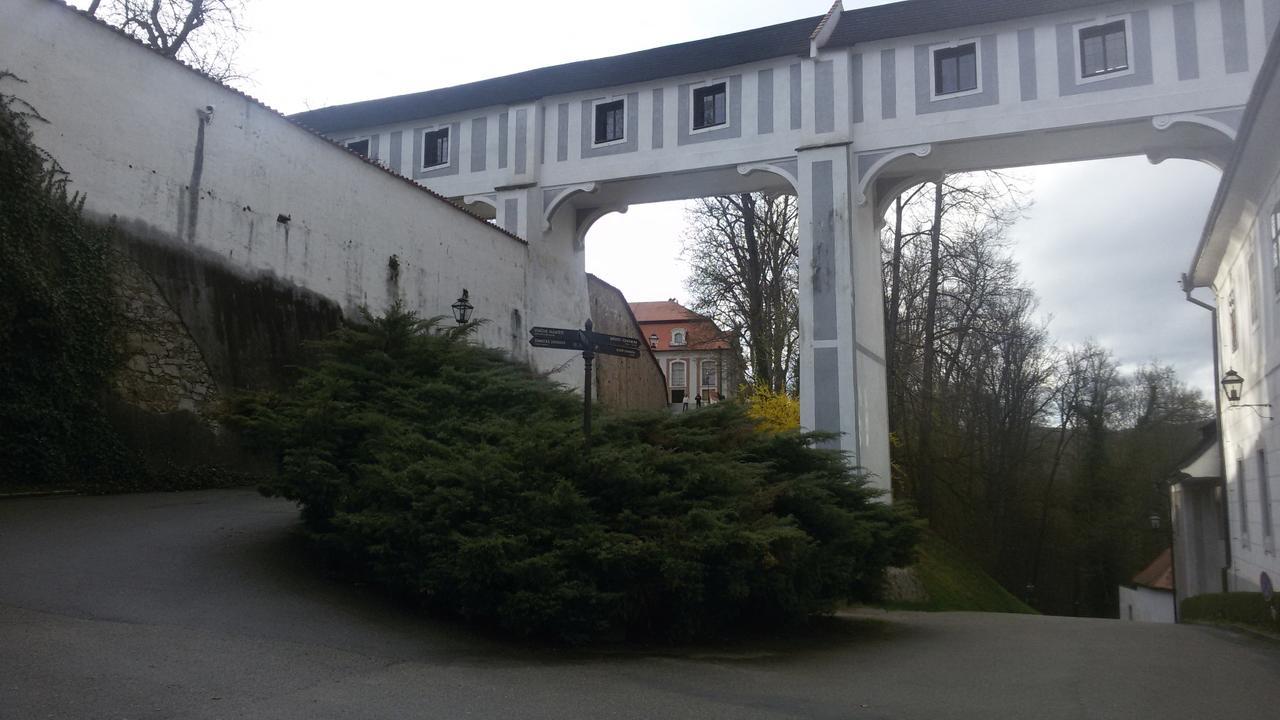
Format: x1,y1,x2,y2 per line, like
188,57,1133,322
797,143,892,493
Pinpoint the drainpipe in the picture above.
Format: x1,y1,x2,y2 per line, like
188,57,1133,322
1182,274,1232,595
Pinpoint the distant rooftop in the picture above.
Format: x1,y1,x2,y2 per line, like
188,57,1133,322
631,300,706,324
291,0,1118,134
1130,549,1174,592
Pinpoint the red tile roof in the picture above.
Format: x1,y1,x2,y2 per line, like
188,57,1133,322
1131,549,1174,591
629,301,733,351
630,300,705,323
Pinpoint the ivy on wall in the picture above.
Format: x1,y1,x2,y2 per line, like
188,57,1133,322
0,73,133,487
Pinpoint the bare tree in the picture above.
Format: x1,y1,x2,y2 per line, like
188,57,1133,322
683,193,799,393
86,0,246,83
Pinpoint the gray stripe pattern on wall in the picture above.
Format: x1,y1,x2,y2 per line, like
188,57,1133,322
498,112,509,170
790,63,802,130
757,68,774,135
1221,0,1249,74
1018,29,1038,101
1173,3,1200,81
652,88,665,148
389,130,402,174
557,103,569,161
850,53,864,123
503,199,518,234
514,109,528,175
813,348,841,448
811,160,837,342
470,117,487,172
815,60,835,134
881,48,897,119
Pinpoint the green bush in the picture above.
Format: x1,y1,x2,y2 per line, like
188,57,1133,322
0,75,136,488
1182,592,1280,634
228,306,921,643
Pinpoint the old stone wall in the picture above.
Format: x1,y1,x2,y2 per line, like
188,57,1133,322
104,235,344,473
113,250,219,423
587,275,668,412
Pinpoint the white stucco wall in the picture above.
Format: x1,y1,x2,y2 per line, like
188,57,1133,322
0,0,549,362
1119,585,1176,622
1209,152,1280,592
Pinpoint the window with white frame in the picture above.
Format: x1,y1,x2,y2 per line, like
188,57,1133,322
1238,459,1251,549
593,98,625,145
1078,19,1130,78
1261,450,1275,551
669,360,687,388
344,137,371,159
701,360,717,389
691,82,728,131
422,127,450,170
1250,255,1260,325
672,329,687,346
1229,292,1239,353
933,42,978,97
1271,204,1280,294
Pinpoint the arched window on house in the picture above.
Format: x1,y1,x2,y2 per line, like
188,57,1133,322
672,329,686,346
669,360,687,405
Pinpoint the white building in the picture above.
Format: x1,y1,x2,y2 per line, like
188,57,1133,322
1182,14,1280,597
293,0,1268,488
1119,549,1177,622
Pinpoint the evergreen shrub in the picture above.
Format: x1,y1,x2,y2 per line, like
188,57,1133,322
0,75,135,487
229,306,921,643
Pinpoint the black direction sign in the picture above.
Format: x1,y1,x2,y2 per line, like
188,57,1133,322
530,326,580,341
586,331,641,350
530,336,587,351
594,345,641,359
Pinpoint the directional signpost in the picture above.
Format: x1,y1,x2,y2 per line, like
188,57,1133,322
530,319,642,445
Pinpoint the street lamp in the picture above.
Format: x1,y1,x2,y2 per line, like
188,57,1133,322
451,289,474,324
1220,368,1271,419
649,333,658,349
1221,369,1243,404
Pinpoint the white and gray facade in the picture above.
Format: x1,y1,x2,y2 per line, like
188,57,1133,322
1183,15,1280,596
297,0,1275,489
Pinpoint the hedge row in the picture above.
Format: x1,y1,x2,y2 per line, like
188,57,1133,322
1181,592,1280,634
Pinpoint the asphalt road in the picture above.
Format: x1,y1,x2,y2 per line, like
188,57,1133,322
3,489,1279,720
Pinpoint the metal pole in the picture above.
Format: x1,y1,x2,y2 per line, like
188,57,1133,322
583,319,594,447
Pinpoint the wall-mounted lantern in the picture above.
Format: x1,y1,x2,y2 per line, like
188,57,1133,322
452,289,474,325
649,333,658,349
1221,369,1244,404
1221,368,1272,419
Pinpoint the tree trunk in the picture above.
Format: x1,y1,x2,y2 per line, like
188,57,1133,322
918,179,945,520
886,194,906,428
740,194,771,391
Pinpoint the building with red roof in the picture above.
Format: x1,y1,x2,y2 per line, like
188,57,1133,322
630,300,738,409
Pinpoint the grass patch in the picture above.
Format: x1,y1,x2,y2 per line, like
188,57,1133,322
890,532,1037,614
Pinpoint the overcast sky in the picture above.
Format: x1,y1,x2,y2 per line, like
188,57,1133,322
89,0,1220,397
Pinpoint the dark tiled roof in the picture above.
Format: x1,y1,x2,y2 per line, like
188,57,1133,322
290,16,823,134
292,0,1124,135
824,0,1122,47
